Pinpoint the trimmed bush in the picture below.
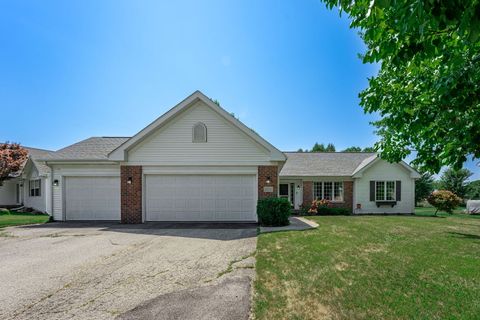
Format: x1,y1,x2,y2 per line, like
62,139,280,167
427,190,461,214
257,197,291,226
305,199,351,216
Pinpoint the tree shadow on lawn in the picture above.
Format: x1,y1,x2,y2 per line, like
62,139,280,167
447,232,480,241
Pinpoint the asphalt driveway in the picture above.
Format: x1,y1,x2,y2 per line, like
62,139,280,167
0,222,257,320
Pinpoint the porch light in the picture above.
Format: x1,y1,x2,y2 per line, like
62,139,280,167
127,177,133,184
266,177,271,184
53,179,59,187
296,185,300,191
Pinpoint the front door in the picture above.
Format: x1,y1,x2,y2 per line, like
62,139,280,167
280,181,303,210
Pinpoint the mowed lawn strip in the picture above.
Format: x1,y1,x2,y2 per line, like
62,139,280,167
0,212,49,228
254,212,480,320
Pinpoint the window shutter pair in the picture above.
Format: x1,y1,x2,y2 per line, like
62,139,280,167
369,181,401,201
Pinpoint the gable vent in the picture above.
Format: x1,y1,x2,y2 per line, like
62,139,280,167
192,122,207,143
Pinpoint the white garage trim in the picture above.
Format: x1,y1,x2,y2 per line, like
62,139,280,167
64,176,121,221
143,174,258,222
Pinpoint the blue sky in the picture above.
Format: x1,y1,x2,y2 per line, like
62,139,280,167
1,0,478,179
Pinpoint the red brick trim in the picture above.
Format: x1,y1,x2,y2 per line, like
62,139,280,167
121,166,142,224
302,181,313,206
258,166,278,199
303,180,353,213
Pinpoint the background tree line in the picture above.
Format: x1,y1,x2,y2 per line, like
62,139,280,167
297,142,375,153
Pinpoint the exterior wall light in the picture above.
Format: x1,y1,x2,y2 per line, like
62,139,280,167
53,179,59,187
266,177,271,184
127,177,133,184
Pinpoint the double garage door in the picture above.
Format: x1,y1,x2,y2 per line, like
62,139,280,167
145,175,256,222
64,175,256,222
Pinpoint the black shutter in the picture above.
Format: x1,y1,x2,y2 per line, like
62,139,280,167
38,179,41,197
396,181,401,201
370,181,375,201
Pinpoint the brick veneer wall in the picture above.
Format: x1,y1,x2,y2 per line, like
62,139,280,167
302,180,354,213
303,181,313,206
258,166,278,199
121,166,142,224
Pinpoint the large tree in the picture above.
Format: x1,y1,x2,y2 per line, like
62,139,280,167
414,169,435,205
321,0,480,173
0,143,28,185
439,167,473,199
311,143,326,152
466,180,480,199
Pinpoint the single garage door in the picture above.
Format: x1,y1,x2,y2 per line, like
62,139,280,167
65,176,120,221
145,175,256,222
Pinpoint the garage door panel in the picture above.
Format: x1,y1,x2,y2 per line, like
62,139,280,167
146,175,256,222
65,177,120,221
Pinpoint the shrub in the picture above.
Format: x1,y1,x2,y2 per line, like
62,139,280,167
306,199,351,215
427,190,461,214
257,197,291,226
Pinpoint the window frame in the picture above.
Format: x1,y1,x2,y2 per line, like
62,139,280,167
313,181,344,202
192,122,207,143
29,179,41,197
375,180,396,201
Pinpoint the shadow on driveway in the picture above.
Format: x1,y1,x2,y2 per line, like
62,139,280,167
17,221,258,241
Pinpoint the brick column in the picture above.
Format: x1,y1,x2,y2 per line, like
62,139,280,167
258,166,278,199
121,166,142,224
303,181,313,206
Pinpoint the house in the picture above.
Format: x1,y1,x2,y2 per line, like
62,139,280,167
279,152,420,214
0,147,54,213
1,91,420,221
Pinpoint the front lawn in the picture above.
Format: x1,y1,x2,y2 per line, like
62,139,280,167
254,212,480,319
0,211,49,228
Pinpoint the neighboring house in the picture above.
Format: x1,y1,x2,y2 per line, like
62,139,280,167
1,90,419,221
0,147,55,213
279,152,420,214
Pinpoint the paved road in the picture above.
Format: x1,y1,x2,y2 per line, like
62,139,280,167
0,222,257,320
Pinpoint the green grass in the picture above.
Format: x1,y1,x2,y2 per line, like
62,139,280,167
254,209,480,319
0,211,49,228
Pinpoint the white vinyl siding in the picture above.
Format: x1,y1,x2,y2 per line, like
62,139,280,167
0,180,17,206
22,165,49,213
127,101,271,164
354,160,415,214
145,175,257,222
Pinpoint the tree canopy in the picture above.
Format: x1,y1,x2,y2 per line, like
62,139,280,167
321,0,480,173
414,168,435,205
342,146,376,152
439,167,473,199
0,143,28,184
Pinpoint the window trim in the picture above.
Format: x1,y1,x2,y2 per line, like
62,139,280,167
313,181,344,202
375,180,396,201
29,179,41,197
192,122,207,143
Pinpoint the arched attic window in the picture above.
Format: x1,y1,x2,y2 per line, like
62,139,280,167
192,122,207,143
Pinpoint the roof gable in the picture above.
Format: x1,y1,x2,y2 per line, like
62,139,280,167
352,157,421,178
108,91,286,162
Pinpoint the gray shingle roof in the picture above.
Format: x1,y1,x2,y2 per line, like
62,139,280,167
280,152,377,177
26,147,56,175
42,137,130,161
